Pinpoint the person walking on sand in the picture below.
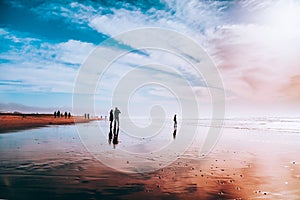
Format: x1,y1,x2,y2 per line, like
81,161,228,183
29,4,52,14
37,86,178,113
109,109,114,128
114,107,121,127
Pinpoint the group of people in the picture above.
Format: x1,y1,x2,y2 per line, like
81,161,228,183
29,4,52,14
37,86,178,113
108,109,178,146
84,113,90,119
54,110,71,118
109,107,121,129
108,107,121,147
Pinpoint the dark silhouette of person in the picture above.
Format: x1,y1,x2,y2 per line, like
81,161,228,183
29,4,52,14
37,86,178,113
64,111,67,118
173,128,177,139
54,111,57,118
173,114,177,128
57,110,60,118
87,113,90,119
108,128,113,145
113,125,119,148
109,109,114,129
68,112,71,118
61,113,63,118
84,113,86,119
114,107,121,127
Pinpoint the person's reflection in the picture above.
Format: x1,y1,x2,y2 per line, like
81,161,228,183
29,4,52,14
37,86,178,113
113,125,119,148
108,128,113,144
173,114,177,139
173,127,177,139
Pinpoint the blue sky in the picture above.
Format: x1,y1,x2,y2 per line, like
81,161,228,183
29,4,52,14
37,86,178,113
1,0,300,116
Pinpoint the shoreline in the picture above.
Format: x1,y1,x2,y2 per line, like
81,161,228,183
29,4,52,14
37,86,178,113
0,118,299,199
0,114,101,133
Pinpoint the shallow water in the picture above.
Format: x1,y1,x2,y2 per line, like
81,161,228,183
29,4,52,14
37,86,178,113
1,119,300,199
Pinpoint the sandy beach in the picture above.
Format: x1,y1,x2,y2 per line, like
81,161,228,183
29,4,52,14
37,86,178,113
2,0,300,198
0,118,299,199
0,114,99,133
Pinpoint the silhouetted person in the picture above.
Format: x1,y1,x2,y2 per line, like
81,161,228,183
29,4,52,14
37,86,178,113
64,111,67,118
84,113,86,119
54,111,57,118
173,114,177,128
173,128,177,139
113,126,119,148
68,112,71,118
109,109,114,129
61,113,63,118
108,129,113,145
87,113,90,119
57,110,60,118
114,107,121,127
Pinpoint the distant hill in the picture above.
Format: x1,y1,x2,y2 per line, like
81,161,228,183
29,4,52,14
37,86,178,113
0,103,71,114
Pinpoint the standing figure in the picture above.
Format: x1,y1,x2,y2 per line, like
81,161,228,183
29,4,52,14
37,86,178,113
114,107,121,127
68,112,71,118
173,114,177,129
54,111,57,118
64,111,67,118
57,110,60,118
109,109,114,129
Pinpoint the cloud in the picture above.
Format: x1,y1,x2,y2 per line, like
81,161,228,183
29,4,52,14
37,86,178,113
55,39,96,64
0,29,95,93
31,1,97,26
2,0,300,113
205,20,300,104
282,75,300,103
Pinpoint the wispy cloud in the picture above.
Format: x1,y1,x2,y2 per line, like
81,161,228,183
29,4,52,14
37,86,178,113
0,29,95,93
1,0,300,114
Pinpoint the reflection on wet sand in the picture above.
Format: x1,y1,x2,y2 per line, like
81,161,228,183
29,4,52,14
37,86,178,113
173,128,177,139
108,115,120,148
1,121,300,199
173,115,177,139
113,126,119,148
107,107,120,148
108,128,113,144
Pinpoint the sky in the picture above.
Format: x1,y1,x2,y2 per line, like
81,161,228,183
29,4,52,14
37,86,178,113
0,0,300,117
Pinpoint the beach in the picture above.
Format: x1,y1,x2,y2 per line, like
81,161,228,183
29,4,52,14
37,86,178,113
2,0,300,199
0,118,300,199
0,114,99,133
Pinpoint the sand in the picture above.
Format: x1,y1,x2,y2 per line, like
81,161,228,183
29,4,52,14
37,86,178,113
0,119,299,199
0,114,99,133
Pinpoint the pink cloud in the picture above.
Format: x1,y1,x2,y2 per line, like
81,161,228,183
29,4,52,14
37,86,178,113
205,24,300,106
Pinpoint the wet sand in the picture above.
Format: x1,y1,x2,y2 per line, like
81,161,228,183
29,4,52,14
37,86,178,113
0,114,99,133
0,120,299,199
